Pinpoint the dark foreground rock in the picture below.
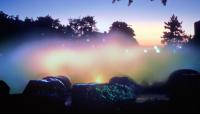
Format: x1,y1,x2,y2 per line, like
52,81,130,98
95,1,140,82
166,69,200,114
0,80,10,96
109,76,142,94
23,76,72,107
72,83,136,113
23,76,71,97
167,69,200,100
1,69,200,114
0,95,68,114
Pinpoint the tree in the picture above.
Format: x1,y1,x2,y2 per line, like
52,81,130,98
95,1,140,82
109,21,138,45
109,21,135,38
0,11,8,20
68,16,97,37
0,11,67,42
161,15,190,48
35,15,61,30
112,0,167,6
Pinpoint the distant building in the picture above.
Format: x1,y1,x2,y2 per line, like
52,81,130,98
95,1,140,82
194,20,200,38
189,21,200,47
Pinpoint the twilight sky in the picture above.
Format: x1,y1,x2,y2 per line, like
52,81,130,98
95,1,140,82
0,0,200,46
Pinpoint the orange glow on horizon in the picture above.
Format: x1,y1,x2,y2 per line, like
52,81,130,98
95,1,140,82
132,22,164,46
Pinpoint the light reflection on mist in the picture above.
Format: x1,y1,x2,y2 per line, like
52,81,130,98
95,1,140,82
0,36,200,93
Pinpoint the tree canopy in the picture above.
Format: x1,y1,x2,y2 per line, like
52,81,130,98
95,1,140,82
68,16,97,37
0,11,97,39
109,21,135,38
109,21,138,45
161,15,190,48
0,11,139,46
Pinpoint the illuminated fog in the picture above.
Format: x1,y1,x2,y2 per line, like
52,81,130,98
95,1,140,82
0,35,200,93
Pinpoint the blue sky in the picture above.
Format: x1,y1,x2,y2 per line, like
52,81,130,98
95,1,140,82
0,0,200,45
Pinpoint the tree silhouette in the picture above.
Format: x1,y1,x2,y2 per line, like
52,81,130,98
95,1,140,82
68,16,97,37
0,11,67,43
109,21,138,45
0,11,139,46
109,21,135,38
24,17,34,25
161,15,190,48
35,15,62,31
0,11,99,41
0,11,24,39
112,0,167,6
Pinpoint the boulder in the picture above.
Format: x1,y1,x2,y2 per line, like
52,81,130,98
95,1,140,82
72,83,135,108
43,76,71,90
0,80,10,96
167,69,200,101
109,76,142,94
23,76,71,99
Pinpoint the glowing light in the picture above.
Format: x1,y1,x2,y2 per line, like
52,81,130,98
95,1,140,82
143,49,148,53
154,46,158,50
43,51,68,71
95,75,103,83
153,45,161,54
156,49,161,53
41,49,94,73
177,45,182,49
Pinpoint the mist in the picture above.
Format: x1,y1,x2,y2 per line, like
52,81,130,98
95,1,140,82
0,34,200,93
